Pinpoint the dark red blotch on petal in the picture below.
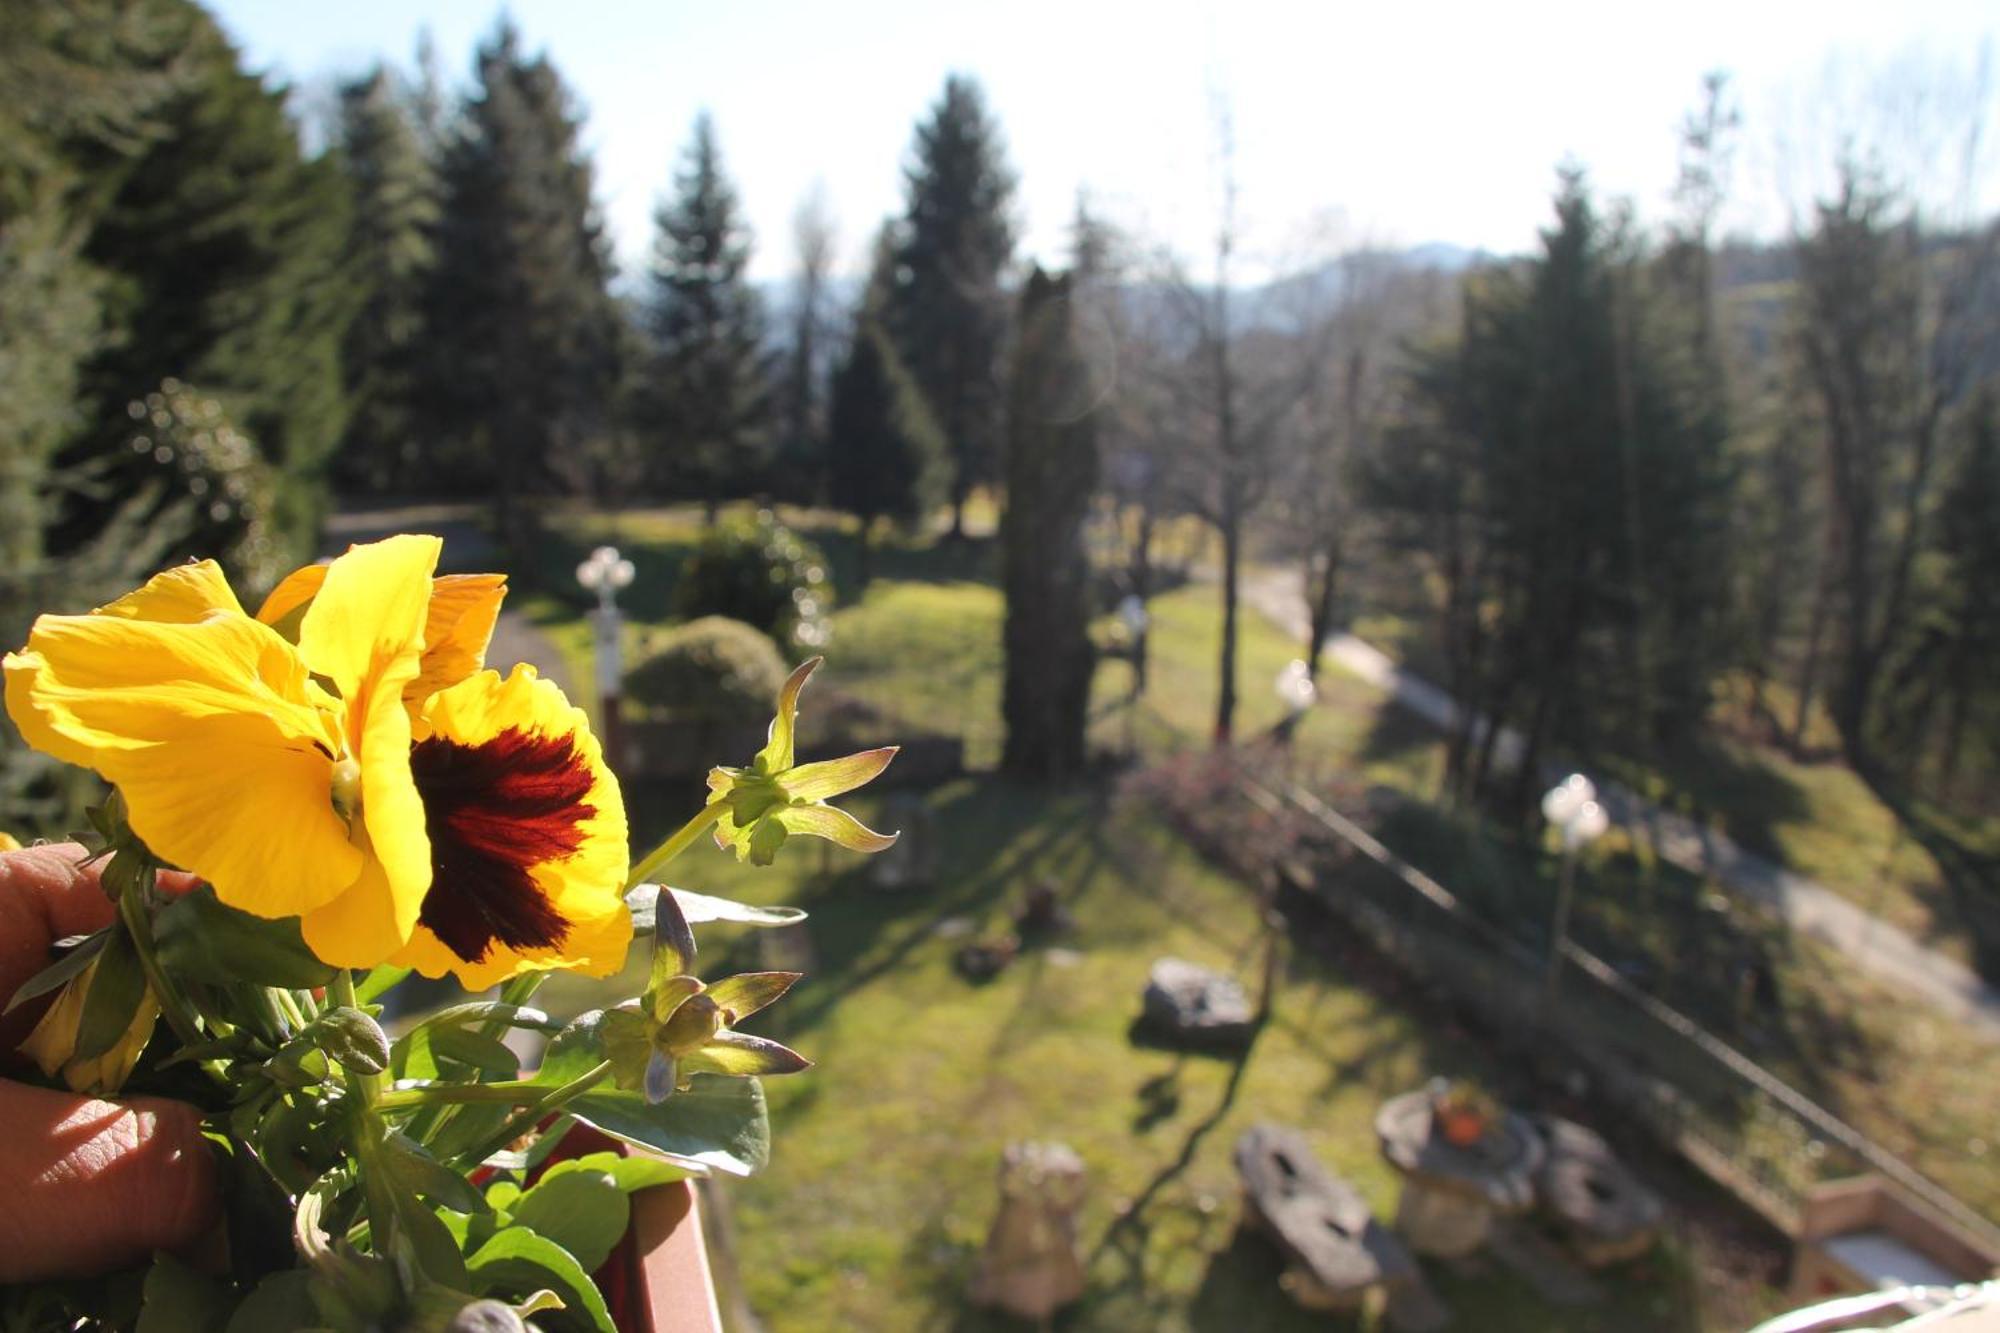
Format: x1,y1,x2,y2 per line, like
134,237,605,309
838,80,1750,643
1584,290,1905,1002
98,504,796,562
410,726,594,963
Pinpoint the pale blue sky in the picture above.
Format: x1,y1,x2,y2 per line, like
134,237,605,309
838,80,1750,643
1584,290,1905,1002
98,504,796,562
210,0,1997,284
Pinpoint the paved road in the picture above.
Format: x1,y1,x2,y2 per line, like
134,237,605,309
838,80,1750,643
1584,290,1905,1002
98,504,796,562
1240,567,2000,1042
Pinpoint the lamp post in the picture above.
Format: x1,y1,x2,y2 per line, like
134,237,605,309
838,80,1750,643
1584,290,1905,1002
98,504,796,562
1540,773,1609,1013
576,545,635,774
1117,594,1150,699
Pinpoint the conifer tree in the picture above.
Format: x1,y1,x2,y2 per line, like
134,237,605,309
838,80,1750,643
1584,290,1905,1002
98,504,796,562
775,184,837,503
827,229,946,578
78,7,354,559
889,74,1016,537
641,112,768,518
1001,268,1099,780
332,64,436,496
425,19,619,547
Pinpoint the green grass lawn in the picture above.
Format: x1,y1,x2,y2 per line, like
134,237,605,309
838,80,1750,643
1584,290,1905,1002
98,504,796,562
510,505,1993,1322
563,780,1742,1332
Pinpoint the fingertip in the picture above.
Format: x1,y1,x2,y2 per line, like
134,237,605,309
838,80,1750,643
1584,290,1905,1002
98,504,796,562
0,1082,221,1282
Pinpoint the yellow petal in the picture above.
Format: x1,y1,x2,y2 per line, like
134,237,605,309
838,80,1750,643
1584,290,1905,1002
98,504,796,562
5,607,340,764
97,560,243,624
354,662,430,948
296,534,439,702
4,611,362,915
394,665,630,988
110,715,363,918
256,562,328,629
0,832,19,852
408,574,507,704
300,852,408,971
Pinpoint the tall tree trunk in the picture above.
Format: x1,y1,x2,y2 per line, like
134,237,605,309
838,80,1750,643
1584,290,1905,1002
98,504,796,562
1792,559,1833,754
1215,497,1241,746
1304,546,1339,681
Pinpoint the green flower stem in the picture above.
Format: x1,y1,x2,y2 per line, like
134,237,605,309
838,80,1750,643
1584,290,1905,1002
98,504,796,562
118,880,203,1049
447,1058,615,1172
330,970,384,1104
377,1079,549,1111
626,803,726,891
331,968,398,1248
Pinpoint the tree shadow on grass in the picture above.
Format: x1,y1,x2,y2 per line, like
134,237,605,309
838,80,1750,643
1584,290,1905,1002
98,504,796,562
765,779,1101,1037
1876,790,2000,982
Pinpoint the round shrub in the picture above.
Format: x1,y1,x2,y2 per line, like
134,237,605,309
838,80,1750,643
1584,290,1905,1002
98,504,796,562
672,510,832,650
624,615,790,722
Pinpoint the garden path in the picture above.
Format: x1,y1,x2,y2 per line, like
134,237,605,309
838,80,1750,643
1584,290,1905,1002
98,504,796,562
1237,566,2000,1042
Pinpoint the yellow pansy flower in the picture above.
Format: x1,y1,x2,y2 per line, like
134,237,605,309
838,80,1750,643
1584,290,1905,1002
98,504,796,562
390,664,630,991
3,536,629,983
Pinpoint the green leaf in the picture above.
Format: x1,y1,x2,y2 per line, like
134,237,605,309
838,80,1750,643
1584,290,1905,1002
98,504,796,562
223,1271,315,1333
388,1180,472,1290
661,886,806,928
135,1253,235,1333
774,802,898,854
782,745,898,801
535,1011,770,1175
414,1001,559,1033
2,928,107,1014
391,1024,437,1082
154,885,337,988
424,1102,515,1163
354,964,411,1004
542,1150,689,1195
306,1006,391,1076
382,1132,490,1215
431,1026,522,1075
680,1031,811,1079
702,971,801,1025
74,924,146,1061
509,1168,629,1273
466,1228,613,1333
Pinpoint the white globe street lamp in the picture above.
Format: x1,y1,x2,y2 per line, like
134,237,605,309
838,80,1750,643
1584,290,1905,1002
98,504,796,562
576,545,636,771
1541,772,1609,1011
1117,594,1150,698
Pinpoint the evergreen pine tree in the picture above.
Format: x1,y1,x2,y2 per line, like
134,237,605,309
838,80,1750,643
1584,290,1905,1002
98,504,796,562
424,19,619,548
889,74,1016,537
73,5,354,562
1000,268,1099,780
332,64,436,496
641,112,768,517
827,228,946,578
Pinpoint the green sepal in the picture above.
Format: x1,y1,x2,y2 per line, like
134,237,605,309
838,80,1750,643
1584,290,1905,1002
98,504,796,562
304,1006,391,1076
703,971,801,1025
73,923,146,1061
2,927,107,1014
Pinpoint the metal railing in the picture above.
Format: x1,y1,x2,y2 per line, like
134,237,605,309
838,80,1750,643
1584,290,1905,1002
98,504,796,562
1241,778,2000,1254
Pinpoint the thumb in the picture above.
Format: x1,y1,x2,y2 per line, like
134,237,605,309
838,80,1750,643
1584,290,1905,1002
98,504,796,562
0,1079,220,1282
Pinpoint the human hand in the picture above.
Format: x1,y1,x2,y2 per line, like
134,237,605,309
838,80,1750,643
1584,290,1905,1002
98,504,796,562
0,842,219,1282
